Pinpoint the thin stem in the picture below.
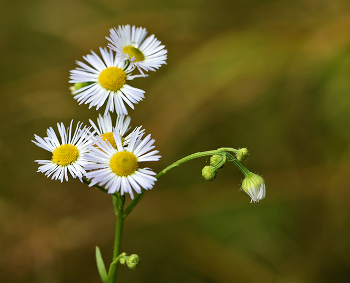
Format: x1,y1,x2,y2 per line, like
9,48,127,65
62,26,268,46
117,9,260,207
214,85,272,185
108,194,125,283
123,148,244,217
224,153,250,176
155,149,223,179
122,188,146,217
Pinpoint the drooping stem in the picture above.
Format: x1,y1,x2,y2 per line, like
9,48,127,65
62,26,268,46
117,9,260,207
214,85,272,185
123,147,247,217
108,194,125,283
155,149,223,179
224,152,250,176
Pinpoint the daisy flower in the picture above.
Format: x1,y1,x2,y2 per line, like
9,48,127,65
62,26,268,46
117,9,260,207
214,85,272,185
32,121,92,182
85,127,160,199
89,112,144,147
106,25,167,76
69,47,145,116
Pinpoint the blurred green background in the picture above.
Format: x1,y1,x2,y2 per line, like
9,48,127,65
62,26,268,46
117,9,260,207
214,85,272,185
1,0,350,282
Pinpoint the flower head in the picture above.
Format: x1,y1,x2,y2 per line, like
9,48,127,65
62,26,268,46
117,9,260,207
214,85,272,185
241,173,266,203
69,47,145,115
106,25,167,76
85,127,160,199
32,121,92,182
89,113,144,147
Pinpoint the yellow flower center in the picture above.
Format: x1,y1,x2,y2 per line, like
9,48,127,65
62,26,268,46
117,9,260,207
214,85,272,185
52,144,79,166
98,67,126,91
123,46,145,62
110,151,138,176
100,132,125,149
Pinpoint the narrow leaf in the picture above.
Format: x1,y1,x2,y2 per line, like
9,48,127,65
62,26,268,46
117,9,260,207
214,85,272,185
96,246,108,283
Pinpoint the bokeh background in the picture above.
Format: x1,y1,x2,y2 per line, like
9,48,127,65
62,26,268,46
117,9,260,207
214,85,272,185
1,0,350,282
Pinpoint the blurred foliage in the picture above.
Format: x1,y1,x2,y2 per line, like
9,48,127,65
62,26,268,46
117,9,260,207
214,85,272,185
1,0,350,282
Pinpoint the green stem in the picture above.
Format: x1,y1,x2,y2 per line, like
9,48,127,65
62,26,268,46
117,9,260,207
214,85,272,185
108,194,125,283
155,149,225,179
122,188,146,217
224,153,250,176
123,147,245,217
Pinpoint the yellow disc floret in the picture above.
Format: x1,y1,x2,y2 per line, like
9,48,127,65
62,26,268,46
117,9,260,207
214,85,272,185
101,132,117,149
52,144,79,166
110,151,138,176
123,46,145,62
98,67,126,91
100,132,125,149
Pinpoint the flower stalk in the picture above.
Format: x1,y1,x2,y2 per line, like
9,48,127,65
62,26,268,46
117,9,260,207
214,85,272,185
123,147,248,217
108,194,125,283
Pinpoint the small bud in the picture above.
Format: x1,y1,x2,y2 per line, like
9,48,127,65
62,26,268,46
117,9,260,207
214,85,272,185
119,253,127,264
70,82,92,95
210,154,225,169
236,148,249,162
241,173,265,203
202,166,216,181
126,254,140,270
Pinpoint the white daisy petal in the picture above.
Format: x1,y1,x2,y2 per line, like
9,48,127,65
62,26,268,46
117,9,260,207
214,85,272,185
127,175,142,194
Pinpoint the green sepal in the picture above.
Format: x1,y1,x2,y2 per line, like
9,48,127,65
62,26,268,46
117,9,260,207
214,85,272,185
96,246,108,283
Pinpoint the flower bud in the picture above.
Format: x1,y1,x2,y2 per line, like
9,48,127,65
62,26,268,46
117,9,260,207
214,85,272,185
210,154,225,169
126,254,140,270
202,166,216,181
236,148,249,162
118,253,127,264
241,173,265,203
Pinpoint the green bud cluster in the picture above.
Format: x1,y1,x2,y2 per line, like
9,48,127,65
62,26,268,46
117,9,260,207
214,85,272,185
202,154,227,181
118,253,141,270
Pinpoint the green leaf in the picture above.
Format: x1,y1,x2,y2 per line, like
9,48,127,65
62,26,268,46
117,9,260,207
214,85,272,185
95,246,108,283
